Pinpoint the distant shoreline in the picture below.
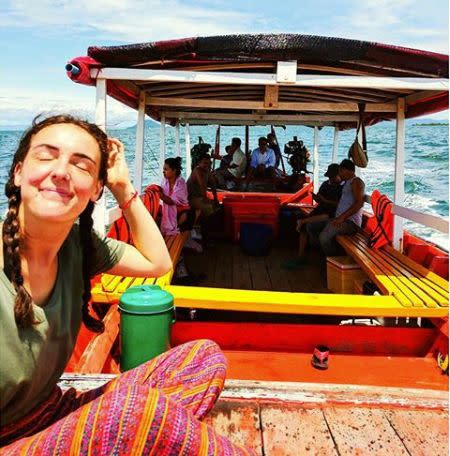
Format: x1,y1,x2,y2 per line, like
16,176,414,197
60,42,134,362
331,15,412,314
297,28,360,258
413,122,449,126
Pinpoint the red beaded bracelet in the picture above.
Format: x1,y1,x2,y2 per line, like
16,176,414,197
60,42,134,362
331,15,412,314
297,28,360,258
119,190,138,211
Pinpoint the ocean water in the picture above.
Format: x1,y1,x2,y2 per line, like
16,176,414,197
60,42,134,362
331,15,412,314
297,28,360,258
1,122,448,249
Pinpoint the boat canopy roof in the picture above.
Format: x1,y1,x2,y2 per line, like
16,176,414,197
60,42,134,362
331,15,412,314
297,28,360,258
67,34,449,128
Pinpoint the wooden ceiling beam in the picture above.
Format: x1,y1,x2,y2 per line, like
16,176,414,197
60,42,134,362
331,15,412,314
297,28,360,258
147,96,397,112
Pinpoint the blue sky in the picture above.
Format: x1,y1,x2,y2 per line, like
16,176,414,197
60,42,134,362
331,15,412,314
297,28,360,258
1,0,448,127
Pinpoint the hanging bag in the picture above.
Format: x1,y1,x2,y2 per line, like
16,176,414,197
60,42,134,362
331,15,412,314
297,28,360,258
348,103,368,168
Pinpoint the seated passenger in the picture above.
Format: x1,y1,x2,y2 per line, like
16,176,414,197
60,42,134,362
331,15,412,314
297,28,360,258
245,137,276,187
215,145,233,170
187,153,219,217
307,159,365,257
297,164,342,253
283,164,342,268
213,137,246,189
159,157,189,236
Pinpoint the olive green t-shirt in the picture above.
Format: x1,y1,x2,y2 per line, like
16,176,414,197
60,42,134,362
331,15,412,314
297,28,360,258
0,226,126,425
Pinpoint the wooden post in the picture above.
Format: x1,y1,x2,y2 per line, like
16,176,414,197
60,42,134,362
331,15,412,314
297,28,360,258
160,113,166,182
313,126,320,193
134,92,146,194
185,123,191,175
393,98,406,251
175,122,180,156
93,78,107,235
332,126,339,163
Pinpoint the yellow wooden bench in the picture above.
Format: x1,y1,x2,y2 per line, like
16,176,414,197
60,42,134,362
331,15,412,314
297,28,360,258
337,233,448,314
165,284,447,318
91,231,190,304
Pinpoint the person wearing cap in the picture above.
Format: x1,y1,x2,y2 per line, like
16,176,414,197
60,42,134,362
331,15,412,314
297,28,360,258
309,163,343,218
309,158,365,257
283,163,342,268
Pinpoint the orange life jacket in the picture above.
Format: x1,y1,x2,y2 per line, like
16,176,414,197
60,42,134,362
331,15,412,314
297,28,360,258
366,190,394,249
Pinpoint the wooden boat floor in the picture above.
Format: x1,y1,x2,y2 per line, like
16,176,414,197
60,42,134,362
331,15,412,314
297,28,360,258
183,239,328,293
59,374,448,456
205,397,449,455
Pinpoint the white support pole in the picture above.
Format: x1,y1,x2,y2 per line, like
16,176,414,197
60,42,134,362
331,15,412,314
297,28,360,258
332,126,340,163
134,92,146,194
175,122,180,156
185,123,191,177
393,98,406,251
313,126,320,193
93,78,107,235
159,113,166,182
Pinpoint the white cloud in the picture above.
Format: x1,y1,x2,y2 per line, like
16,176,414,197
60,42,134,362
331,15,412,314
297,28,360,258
1,0,257,41
329,0,449,53
0,87,137,128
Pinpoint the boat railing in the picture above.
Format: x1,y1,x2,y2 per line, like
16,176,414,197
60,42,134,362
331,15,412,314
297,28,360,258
364,194,449,237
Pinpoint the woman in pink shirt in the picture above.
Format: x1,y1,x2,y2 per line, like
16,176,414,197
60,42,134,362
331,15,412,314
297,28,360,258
160,157,189,235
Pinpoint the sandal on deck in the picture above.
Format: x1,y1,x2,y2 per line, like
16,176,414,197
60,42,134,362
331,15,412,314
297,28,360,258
311,345,330,370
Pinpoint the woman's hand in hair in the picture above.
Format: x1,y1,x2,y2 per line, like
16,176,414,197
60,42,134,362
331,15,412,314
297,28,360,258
106,138,135,206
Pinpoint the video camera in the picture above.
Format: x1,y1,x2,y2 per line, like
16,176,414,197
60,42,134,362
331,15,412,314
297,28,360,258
284,136,310,173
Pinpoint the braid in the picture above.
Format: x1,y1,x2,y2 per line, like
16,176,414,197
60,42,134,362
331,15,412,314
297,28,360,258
3,178,35,327
79,202,104,333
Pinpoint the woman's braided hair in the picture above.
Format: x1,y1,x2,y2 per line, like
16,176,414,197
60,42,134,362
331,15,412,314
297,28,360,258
3,114,109,332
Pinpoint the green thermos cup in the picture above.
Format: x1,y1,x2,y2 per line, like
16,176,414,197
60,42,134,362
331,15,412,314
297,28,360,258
119,284,175,371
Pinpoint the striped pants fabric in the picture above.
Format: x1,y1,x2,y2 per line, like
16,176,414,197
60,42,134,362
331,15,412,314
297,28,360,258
0,339,255,455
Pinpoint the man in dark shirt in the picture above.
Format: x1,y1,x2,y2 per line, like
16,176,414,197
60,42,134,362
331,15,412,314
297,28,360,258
309,163,343,218
283,163,342,268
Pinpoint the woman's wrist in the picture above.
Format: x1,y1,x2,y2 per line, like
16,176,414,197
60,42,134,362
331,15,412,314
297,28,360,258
110,183,137,207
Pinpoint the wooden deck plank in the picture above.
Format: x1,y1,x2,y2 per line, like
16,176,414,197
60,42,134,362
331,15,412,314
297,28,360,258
204,400,263,454
214,242,233,288
384,409,449,456
264,245,292,292
248,255,271,290
324,407,409,455
204,247,218,288
232,244,252,290
281,249,327,293
260,404,337,455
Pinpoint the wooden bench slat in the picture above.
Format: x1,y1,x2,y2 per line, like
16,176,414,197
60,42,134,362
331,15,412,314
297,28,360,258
373,249,448,307
337,234,449,311
103,275,124,292
100,273,117,288
383,245,449,292
91,232,190,303
351,236,441,308
353,234,448,307
338,236,416,307
116,276,136,293
382,250,449,304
